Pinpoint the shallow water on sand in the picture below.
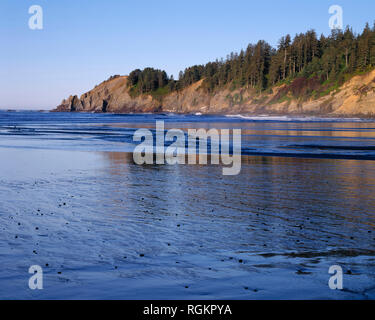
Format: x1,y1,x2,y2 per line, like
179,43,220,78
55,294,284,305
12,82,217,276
0,111,375,299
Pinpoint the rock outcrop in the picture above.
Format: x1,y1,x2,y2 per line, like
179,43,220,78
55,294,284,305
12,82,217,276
54,70,375,117
54,76,160,113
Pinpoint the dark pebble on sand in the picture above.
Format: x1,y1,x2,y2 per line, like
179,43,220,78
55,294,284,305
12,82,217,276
296,270,311,275
185,286,189,289
238,259,243,263
139,254,144,257
33,250,37,254
346,270,352,275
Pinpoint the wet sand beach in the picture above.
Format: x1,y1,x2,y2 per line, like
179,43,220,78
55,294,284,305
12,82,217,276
0,112,375,299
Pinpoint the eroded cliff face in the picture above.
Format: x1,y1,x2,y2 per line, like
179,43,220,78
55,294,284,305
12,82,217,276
54,76,160,113
54,70,375,116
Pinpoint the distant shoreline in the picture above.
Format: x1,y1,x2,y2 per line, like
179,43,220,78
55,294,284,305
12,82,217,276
2,108,375,120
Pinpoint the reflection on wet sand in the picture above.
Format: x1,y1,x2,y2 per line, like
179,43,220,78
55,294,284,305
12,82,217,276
1,112,375,299
96,152,375,300
102,151,375,254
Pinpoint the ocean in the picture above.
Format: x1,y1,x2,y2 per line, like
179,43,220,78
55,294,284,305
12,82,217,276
0,110,375,299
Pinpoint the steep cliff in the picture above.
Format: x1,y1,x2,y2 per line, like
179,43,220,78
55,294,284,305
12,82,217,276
54,76,160,113
54,70,375,117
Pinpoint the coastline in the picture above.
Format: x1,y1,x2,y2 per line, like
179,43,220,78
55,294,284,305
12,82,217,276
48,109,375,120
52,69,375,118
4,108,375,120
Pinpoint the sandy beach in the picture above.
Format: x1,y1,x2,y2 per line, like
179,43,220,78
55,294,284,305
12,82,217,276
0,112,375,299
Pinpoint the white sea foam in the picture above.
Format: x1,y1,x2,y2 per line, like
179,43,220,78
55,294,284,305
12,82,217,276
225,114,368,122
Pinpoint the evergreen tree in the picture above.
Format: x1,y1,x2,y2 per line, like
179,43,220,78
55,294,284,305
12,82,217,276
127,22,375,100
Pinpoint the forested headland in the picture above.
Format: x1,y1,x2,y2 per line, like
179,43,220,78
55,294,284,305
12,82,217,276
127,23,375,101
56,22,375,116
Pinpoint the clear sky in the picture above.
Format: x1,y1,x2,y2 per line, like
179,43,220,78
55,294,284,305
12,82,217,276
1,0,375,109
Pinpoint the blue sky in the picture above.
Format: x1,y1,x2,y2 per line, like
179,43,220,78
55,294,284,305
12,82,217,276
1,0,375,109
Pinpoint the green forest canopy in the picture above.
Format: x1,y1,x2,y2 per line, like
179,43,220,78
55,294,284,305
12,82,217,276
127,23,375,99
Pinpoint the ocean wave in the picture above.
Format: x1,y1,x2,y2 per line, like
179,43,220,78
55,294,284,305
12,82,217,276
225,114,368,122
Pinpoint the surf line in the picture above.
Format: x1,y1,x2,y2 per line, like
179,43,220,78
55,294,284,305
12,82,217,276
132,120,241,175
